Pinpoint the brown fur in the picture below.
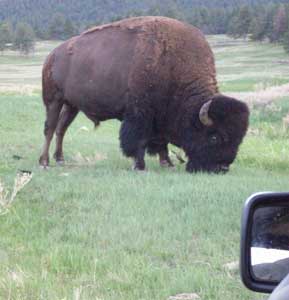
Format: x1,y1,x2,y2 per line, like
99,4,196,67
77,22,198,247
39,16,249,172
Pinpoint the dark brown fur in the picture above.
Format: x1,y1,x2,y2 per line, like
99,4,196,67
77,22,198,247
39,16,249,172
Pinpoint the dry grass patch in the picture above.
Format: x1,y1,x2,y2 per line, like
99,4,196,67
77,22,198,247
0,84,40,95
72,152,107,166
228,83,289,107
168,293,200,300
0,172,32,215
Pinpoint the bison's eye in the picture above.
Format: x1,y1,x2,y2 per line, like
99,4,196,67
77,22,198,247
209,135,219,146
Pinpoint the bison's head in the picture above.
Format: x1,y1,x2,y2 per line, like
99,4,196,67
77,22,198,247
182,94,249,173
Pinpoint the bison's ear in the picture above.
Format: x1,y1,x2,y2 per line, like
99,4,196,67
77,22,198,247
209,94,249,122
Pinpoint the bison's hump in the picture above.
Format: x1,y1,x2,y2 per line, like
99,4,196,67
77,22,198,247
82,16,201,36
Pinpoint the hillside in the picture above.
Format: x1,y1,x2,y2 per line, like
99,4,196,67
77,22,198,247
0,0,286,32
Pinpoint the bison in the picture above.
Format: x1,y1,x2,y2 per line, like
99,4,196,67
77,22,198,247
39,16,249,173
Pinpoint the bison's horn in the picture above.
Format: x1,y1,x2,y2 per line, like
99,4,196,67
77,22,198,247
199,100,213,126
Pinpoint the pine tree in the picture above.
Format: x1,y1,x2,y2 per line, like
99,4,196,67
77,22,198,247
229,5,252,39
0,21,13,53
147,5,161,16
263,4,277,43
63,19,77,39
187,8,209,32
209,8,228,34
227,8,241,37
281,5,289,52
14,22,35,55
272,4,287,42
48,14,78,40
282,32,289,53
48,13,66,40
250,7,268,41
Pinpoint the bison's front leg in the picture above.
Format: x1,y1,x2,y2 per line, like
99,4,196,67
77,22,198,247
147,141,174,168
119,108,153,171
132,141,146,171
159,148,174,168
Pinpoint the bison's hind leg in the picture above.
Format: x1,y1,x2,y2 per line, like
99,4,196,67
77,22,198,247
39,99,64,168
53,103,79,165
147,140,174,168
119,109,153,171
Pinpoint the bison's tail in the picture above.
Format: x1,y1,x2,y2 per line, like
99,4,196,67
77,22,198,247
42,52,63,107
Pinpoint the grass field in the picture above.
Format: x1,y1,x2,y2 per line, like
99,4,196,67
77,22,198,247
0,36,289,300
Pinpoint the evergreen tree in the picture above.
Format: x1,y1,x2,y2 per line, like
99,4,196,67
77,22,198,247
147,5,161,16
34,26,48,40
250,7,268,41
48,13,66,40
187,8,210,32
227,15,239,37
272,4,287,42
48,14,78,40
199,7,210,26
14,22,35,55
0,0,289,49
261,4,278,42
164,7,179,19
0,21,13,53
63,19,77,39
209,8,228,34
282,31,289,52
281,5,289,52
229,5,252,38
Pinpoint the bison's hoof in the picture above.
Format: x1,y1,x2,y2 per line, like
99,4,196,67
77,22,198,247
39,162,49,170
160,160,174,168
39,156,49,169
132,165,146,172
53,153,64,164
56,160,65,166
39,165,49,171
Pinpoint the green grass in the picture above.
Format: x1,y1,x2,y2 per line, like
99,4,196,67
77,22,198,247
208,35,289,93
1,36,289,300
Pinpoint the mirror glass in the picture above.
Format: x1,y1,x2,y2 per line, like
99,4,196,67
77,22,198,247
251,205,289,283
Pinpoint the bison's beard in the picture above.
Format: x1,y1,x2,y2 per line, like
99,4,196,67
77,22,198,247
186,159,230,174
183,142,239,174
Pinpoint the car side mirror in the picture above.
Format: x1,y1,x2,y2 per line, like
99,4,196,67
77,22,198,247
240,192,289,293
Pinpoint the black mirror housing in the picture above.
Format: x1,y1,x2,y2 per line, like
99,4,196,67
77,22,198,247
240,192,289,293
